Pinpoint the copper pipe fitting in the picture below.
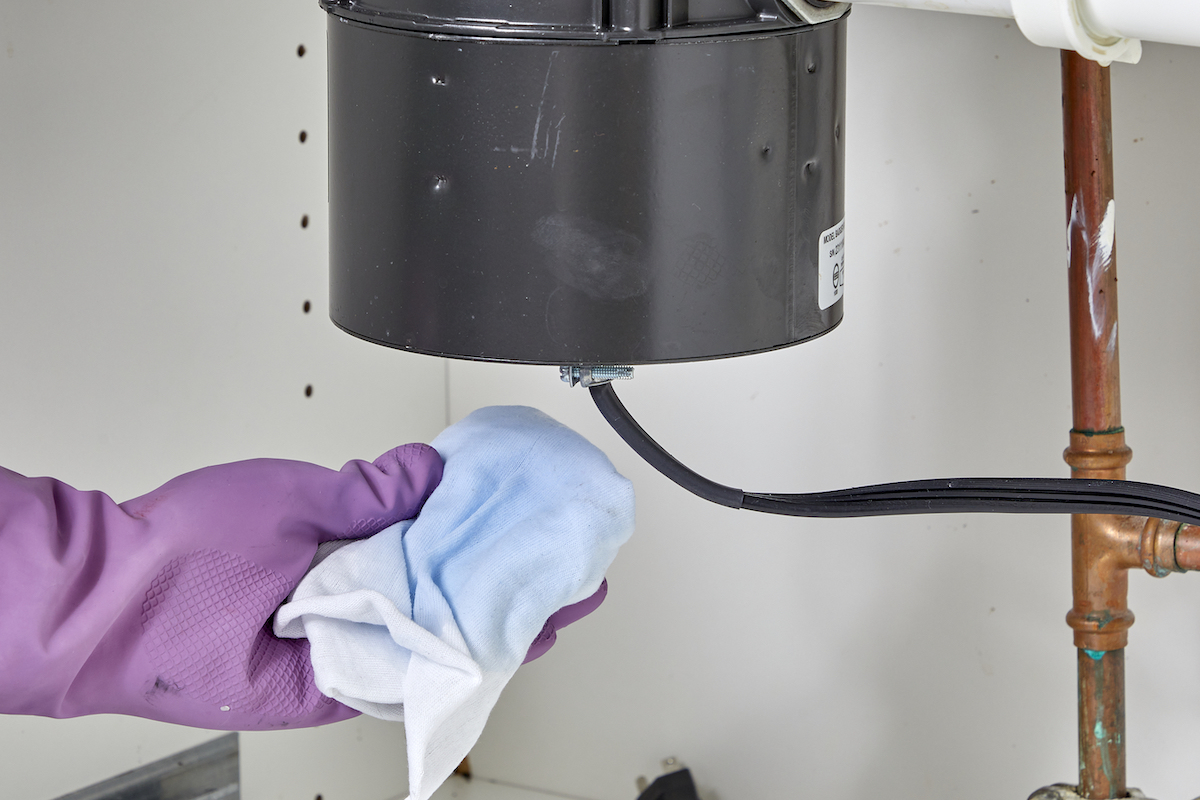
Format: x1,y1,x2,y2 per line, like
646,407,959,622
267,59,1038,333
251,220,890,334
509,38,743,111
1066,513,1138,651
1138,519,1200,574
1065,516,1200,650
1063,432,1131,476
1174,523,1200,571
1141,517,1182,577
1064,431,1135,652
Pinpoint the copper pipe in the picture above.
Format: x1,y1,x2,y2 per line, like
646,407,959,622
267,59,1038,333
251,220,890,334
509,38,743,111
1062,54,1120,435
1052,47,1200,800
1174,524,1200,570
1077,649,1125,800
1061,51,1126,800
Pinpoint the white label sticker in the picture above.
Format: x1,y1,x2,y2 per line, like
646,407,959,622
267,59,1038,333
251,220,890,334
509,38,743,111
818,217,845,310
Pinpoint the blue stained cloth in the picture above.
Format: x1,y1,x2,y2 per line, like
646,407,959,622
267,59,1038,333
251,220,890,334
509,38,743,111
407,404,634,670
275,405,635,800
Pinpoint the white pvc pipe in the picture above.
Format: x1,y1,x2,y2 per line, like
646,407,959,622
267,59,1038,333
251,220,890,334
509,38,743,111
844,0,1200,55
843,0,1013,19
1082,0,1200,50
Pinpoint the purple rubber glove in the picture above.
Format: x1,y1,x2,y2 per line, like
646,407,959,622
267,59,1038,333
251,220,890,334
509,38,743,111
0,444,442,731
523,579,608,664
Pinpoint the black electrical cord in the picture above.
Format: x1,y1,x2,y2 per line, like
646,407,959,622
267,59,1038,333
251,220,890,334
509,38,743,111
589,382,1200,527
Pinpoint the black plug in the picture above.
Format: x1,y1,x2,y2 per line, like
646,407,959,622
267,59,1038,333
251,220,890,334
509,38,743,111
635,767,701,800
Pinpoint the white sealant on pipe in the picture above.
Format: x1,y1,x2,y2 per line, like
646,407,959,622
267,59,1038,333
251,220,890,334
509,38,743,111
1095,199,1116,272
1091,198,1117,354
1067,194,1119,353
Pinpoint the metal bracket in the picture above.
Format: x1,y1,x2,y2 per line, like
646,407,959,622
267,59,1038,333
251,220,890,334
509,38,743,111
780,0,850,26
560,366,635,388
53,733,239,800
1029,785,1152,800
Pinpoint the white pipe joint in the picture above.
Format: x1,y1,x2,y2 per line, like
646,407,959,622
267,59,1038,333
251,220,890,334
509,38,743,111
1010,0,1141,66
828,0,1153,66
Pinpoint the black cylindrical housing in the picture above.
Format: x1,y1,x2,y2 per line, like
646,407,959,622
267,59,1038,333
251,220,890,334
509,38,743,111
325,1,846,365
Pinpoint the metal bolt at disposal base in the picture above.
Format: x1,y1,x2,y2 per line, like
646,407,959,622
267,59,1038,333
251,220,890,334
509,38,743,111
560,366,635,388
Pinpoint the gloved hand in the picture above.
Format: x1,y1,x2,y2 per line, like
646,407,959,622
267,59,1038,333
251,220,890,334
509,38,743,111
523,579,609,664
0,444,442,731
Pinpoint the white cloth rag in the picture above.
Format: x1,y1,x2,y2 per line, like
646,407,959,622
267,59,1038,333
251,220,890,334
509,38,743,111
274,406,635,800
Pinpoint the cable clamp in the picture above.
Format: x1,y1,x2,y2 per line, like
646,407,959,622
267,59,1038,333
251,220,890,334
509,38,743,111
781,0,850,26
560,366,634,388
